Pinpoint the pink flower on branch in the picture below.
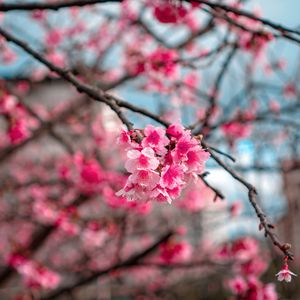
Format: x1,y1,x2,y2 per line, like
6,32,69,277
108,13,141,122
159,239,192,264
129,169,161,189
152,1,188,24
150,0,201,24
148,48,179,77
160,164,184,190
7,120,30,145
276,258,297,282
7,254,61,290
125,147,160,173
142,125,169,155
117,123,209,204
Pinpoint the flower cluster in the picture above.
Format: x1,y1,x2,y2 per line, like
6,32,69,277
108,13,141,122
221,120,252,143
228,276,277,300
33,200,80,236
117,123,210,204
125,46,179,78
159,239,192,264
149,0,201,24
148,48,179,77
223,8,273,56
58,152,104,195
7,254,61,290
216,238,278,300
0,88,36,145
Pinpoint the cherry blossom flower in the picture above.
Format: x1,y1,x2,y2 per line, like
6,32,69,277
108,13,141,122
141,125,169,155
276,261,297,282
148,48,179,77
152,1,188,24
160,164,184,190
7,120,30,145
80,161,103,185
228,276,247,295
45,29,63,47
283,83,297,99
125,147,159,173
21,262,61,289
33,200,58,225
129,169,161,189
184,144,210,174
263,284,278,300
232,237,259,262
166,122,185,139
159,240,192,264
117,124,209,204
46,51,65,69
172,131,198,161
221,121,252,141
240,256,267,277
150,0,200,24
72,153,104,194
7,254,60,290
0,93,17,114
82,222,109,249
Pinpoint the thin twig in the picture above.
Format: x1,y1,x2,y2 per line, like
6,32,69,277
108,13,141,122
202,141,294,260
0,0,120,11
41,230,174,300
194,45,238,134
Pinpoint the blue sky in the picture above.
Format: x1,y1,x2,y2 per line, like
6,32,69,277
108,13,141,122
254,0,300,28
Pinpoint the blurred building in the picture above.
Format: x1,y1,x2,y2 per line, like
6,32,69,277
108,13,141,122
278,160,300,266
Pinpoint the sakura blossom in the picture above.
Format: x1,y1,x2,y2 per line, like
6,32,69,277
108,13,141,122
117,124,210,203
7,254,61,290
159,239,192,264
276,261,297,282
150,0,200,24
7,120,30,145
221,121,252,141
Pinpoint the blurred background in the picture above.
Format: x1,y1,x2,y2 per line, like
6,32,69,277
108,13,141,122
0,0,300,299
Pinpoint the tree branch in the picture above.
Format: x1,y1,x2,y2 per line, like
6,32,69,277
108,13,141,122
201,141,294,260
0,194,89,286
194,0,300,40
0,97,86,163
0,0,121,12
0,26,170,132
194,44,238,134
41,230,173,300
